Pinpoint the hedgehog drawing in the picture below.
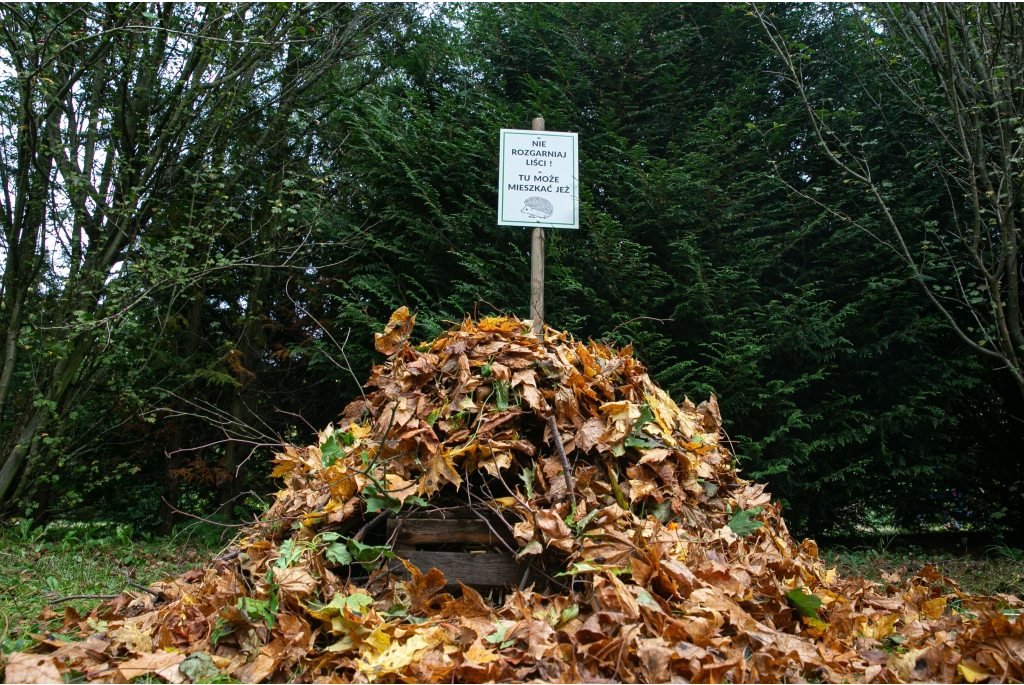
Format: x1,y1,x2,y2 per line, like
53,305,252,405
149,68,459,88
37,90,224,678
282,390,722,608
521,196,553,219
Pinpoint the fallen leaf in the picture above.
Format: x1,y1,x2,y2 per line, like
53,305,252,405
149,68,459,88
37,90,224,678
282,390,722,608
3,653,62,684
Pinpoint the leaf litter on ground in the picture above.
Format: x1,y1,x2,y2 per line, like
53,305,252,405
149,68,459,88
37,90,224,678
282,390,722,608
4,307,1023,683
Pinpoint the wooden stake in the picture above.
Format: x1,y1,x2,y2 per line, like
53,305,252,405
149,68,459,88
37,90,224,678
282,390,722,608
530,116,545,338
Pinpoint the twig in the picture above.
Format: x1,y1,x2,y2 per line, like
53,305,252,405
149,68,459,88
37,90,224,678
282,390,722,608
273,407,319,436
126,582,160,599
465,465,519,556
474,295,511,318
607,316,673,337
518,565,532,591
353,510,389,542
51,594,119,604
546,415,575,507
160,497,261,528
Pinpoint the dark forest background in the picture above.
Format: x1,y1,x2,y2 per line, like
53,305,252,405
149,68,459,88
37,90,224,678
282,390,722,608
1,2,1021,539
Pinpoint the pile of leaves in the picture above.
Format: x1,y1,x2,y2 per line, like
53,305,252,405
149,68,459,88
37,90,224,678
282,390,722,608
5,309,1023,683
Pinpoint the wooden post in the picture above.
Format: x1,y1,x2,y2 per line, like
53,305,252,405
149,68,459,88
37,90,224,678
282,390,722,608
530,116,545,338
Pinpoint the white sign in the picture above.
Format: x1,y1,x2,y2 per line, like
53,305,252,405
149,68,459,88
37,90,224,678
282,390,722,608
497,128,579,229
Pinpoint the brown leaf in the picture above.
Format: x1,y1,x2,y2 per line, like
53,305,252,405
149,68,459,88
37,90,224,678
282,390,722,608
636,637,673,683
232,653,276,684
403,560,448,614
575,417,606,454
374,306,415,355
116,650,186,683
274,567,316,597
3,653,62,684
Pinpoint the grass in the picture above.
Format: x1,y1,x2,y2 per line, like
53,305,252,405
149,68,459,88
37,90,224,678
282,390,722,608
0,520,224,654
821,540,1024,597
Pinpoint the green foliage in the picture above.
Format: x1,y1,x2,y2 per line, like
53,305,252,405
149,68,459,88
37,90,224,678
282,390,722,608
0,3,1020,540
729,507,766,538
786,589,824,618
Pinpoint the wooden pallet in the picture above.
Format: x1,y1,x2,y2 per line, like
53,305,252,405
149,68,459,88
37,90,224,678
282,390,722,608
387,513,524,590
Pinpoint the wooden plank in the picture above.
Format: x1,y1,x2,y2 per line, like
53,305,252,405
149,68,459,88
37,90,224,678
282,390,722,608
388,518,512,546
530,116,546,337
390,551,521,588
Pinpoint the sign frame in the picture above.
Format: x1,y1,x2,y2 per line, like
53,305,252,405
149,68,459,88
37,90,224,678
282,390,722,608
497,128,579,230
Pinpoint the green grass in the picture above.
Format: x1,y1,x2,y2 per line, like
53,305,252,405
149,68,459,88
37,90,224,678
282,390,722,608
821,542,1024,597
0,520,224,654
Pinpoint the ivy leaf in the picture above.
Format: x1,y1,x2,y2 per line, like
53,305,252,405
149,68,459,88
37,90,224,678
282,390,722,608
728,506,765,537
274,538,303,568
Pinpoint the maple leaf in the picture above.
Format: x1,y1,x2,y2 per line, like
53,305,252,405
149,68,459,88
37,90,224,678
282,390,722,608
418,449,462,496
728,505,765,537
374,306,415,355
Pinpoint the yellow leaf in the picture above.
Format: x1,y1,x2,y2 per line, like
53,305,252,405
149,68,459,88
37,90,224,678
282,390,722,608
385,474,418,504
358,632,437,681
111,621,153,655
922,596,946,620
958,660,991,683
464,639,499,665
350,421,372,440
600,401,641,430
363,627,392,656
480,450,512,477
862,613,898,640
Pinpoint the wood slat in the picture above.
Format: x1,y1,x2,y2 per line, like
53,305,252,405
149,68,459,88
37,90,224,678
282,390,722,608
390,551,521,588
388,518,512,546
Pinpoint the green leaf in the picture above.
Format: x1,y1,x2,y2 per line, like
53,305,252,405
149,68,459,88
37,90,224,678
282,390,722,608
728,506,765,537
274,538,303,568
327,592,374,615
635,403,655,430
209,618,234,646
321,434,342,468
636,591,660,610
493,380,509,411
624,435,656,448
560,603,579,624
364,495,401,514
339,431,356,447
485,622,508,644
557,561,627,576
648,499,672,524
325,541,352,566
785,588,823,618
519,464,535,500
571,508,600,535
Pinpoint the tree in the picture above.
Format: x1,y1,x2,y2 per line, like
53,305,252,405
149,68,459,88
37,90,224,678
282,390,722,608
0,3,400,511
755,3,1024,402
